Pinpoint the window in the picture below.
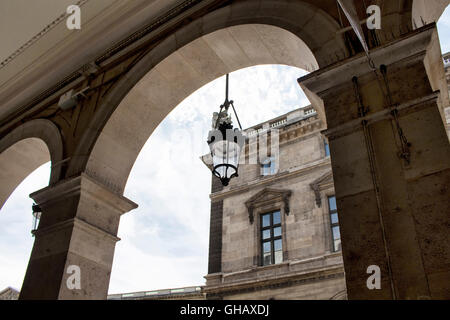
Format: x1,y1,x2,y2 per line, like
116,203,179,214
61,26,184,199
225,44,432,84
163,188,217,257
261,157,278,176
328,196,341,252
261,211,283,266
324,139,330,157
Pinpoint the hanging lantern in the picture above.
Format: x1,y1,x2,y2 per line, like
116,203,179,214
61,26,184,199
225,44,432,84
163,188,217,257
206,74,244,186
31,203,41,235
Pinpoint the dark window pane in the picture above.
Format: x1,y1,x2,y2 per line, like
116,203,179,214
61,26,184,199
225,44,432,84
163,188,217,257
262,214,270,227
263,253,272,266
274,251,283,264
332,226,340,240
273,227,282,237
331,213,339,224
274,239,282,251
263,241,271,253
273,211,281,225
262,229,271,240
328,196,337,211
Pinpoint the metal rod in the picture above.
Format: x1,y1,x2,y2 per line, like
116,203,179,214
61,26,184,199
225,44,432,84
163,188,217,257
225,73,229,104
230,101,243,130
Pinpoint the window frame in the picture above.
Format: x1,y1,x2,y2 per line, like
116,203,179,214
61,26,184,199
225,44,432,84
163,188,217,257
324,139,330,157
260,210,283,266
260,156,277,176
328,195,341,252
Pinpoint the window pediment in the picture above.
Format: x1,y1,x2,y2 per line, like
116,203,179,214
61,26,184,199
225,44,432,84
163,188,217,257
309,171,334,207
245,188,292,224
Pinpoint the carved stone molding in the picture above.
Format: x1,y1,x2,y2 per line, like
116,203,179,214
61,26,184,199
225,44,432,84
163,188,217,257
245,188,292,224
309,171,334,207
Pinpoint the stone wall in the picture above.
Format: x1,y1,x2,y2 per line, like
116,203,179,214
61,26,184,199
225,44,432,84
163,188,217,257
0,287,19,300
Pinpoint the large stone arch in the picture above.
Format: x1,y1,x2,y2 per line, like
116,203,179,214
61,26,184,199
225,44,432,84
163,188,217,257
68,0,347,194
0,119,63,209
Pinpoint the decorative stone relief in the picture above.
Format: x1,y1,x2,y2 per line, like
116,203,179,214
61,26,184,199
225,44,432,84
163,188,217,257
245,188,292,224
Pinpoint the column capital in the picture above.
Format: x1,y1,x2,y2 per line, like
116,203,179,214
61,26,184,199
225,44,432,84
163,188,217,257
21,173,138,299
30,173,138,215
298,24,436,96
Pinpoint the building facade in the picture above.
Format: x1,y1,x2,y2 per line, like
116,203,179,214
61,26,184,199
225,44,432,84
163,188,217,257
106,106,346,301
203,106,347,300
0,287,19,300
107,286,204,300
444,51,450,137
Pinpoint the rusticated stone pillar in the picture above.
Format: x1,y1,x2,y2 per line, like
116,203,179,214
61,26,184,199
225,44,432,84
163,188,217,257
19,173,137,300
299,25,450,299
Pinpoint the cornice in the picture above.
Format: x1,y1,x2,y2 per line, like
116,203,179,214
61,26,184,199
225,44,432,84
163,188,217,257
30,172,138,214
203,264,345,296
210,157,332,202
0,0,90,70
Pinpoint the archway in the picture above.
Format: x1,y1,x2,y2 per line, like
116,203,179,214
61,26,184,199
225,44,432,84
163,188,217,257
66,2,339,298
0,162,50,292
14,0,450,300
0,119,63,209
67,0,349,191
79,22,330,194
0,119,62,293
108,64,311,293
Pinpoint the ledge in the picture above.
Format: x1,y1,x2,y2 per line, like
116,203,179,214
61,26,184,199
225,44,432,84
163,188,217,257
210,157,332,202
204,252,344,294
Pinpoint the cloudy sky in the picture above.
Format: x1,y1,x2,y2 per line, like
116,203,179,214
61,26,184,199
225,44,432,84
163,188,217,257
0,8,449,294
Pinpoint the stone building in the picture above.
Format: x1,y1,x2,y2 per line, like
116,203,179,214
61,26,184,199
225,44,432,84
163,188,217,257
444,51,450,136
107,105,346,301
107,286,204,300
0,287,19,300
203,106,346,300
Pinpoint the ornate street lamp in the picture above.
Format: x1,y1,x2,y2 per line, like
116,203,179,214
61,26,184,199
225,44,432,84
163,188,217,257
31,203,41,236
207,74,245,186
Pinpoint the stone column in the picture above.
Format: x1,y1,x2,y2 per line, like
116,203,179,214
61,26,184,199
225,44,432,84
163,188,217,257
19,173,137,300
299,25,450,299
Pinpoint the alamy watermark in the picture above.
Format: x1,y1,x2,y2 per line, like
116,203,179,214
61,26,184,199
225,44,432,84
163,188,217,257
366,265,381,290
66,5,81,30
367,5,381,30
66,265,81,290
65,3,383,31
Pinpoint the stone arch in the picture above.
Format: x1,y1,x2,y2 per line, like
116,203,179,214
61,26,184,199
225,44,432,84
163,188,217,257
68,0,348,194
330,290,348,300
0,119,63,209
